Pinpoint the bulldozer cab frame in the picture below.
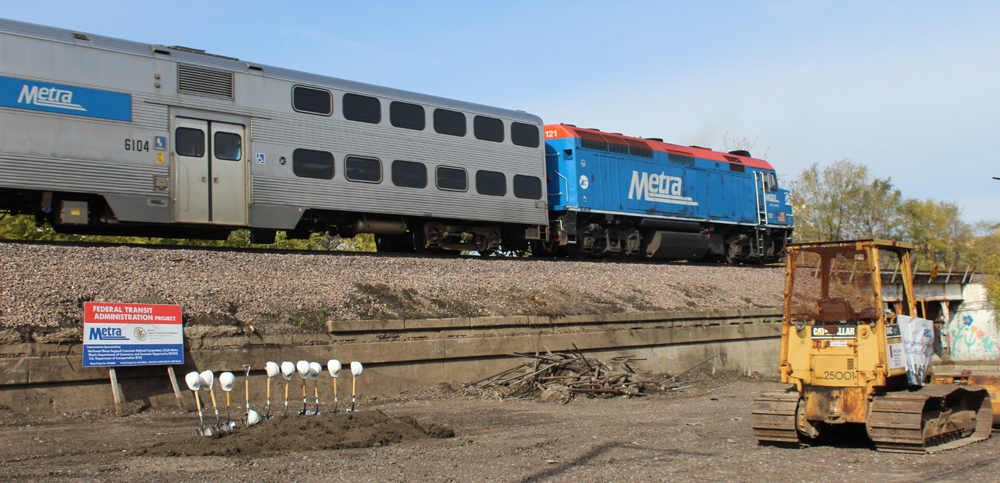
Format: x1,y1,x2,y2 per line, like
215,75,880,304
780,239,915,395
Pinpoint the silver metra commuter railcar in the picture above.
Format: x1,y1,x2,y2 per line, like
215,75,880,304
0,18,548,251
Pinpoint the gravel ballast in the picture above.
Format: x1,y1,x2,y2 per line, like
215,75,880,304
0,243,783,335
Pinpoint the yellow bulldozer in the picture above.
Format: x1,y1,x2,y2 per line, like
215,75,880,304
752,240,992,453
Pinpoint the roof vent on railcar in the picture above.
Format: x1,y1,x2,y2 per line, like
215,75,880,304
177,64,234,99
728,150,752,158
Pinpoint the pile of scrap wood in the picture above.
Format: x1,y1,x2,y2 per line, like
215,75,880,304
474,349,648,402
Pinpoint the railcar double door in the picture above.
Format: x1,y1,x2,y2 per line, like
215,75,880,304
171,117,247,226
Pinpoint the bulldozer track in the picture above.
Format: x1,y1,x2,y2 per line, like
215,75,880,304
751,390,801,446
867,384,992,454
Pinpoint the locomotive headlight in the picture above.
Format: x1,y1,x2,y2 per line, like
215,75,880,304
794,320,806,331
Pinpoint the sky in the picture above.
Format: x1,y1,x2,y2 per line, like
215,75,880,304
4,1,999,223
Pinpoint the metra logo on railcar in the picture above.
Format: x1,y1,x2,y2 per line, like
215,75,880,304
627,171,698,206
88,327,130,341
17,84,86,112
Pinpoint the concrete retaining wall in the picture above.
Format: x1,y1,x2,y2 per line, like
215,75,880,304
0,308,782,413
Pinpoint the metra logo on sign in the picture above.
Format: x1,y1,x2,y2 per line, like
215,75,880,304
0,76,131,121
17,84,86,111
627,171,698,206
88,327,130,341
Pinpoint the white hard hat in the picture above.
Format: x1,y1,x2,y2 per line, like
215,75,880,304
219,372,236,391
309,362,322,380
184,371,201,391
296,360,310,379
265,361,280,378
246,409,261,426
199,370,215,389
280,361,295,380
351,361,364,378
327,359,341,378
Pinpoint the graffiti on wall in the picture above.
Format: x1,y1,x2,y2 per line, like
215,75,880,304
946,284,999,362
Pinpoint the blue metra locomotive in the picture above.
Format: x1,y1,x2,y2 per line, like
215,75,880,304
543,124,793,263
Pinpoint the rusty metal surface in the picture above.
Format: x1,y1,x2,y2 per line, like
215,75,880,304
786,244,880,323
930,371,1000,424
801,385,868,423
751,389,801,446
867,385,992,454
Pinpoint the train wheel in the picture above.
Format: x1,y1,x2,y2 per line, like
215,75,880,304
725,241,743,265
413,230,437,254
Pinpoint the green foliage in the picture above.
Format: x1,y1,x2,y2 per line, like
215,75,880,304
787,159,904,243
0,214,377,252
787,159,1000,308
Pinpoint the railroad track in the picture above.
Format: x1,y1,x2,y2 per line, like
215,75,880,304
0,238,783,269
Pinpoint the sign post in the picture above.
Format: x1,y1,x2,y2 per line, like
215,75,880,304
83,302,185,414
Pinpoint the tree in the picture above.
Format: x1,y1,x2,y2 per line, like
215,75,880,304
899,199,973,269
787,159,903,243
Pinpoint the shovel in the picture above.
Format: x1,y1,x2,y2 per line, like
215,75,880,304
309,362,322,415
219,372,237,431
264,361,279,420
328,360,341,414
185,371,212,437
200,370,227,433
280,361,295,416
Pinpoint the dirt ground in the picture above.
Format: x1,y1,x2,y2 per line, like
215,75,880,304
1,377,998,483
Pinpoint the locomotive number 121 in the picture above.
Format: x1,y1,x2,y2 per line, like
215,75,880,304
124,139,149,152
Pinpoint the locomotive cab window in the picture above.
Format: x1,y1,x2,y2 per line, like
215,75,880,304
293,149,334,179
345,156,382,183
511,122,540,148
436,166,468,192
434,109,466,137
343,93,381,124
213,132,242,161
292,86,332,116
175,127,205,157
767,173,778,191
474,116,504,142
392,160,427,188
513,175,542,200
390,101,425,130
476,170,506,197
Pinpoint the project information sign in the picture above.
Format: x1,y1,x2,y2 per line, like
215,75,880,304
83,302,184,367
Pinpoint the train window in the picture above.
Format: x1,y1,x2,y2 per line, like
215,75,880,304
511,122,540,148
474,116,504,143
345,156,382,183
390,101,425,130
292,149,334,179
436,167,468,192
391,160,427,188
343,93,381,124
763,173,778,191
434,109,466,137
513,175,542,200
213,132,242,161
175,128,205,157
292,86,332,116
730,164,746,173
476,170,506,196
